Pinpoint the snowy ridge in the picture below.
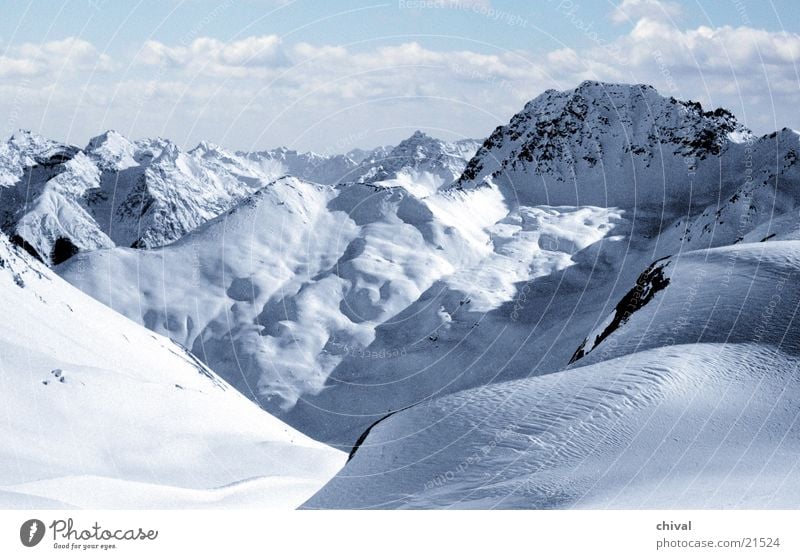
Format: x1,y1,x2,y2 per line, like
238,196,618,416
571,241,800,366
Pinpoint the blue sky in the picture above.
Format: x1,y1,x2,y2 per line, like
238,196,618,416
2,0,799,151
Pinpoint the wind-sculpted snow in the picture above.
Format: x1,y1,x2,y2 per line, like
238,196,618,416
284,202,637,445
59,170,648,445
0,233,344,508
305,342,800,508
59,177,490,420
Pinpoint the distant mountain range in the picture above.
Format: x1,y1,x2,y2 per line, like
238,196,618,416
0,129,479,265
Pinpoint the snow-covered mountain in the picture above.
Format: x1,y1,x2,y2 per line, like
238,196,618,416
235,146,359,185
355,131,481,196
57,82,800,451
0,130,261,264
42,80,800,508
0,231,344,508
58,176,488,427
452,81,751,211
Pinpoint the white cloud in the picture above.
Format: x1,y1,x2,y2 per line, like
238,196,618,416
139,35,287,77
126,24,799,141
610,0,682,24
625,19,800,69
2,14,800,151
0,37,112,78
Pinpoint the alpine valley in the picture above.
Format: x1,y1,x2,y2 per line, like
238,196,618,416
4,81,800,508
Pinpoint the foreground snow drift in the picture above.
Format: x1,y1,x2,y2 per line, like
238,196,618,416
305,343,800,509
0,235,344,509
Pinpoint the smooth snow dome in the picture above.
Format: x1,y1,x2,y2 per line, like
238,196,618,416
6,80,800,509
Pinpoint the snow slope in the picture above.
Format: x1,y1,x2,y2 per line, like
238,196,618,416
57,177,483,416
305,342,800,509
59,172,647,446
305,240,800,508
572,241,800,365
0,233,344,509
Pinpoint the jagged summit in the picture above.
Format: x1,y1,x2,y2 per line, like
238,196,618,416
355,130,481,196
190,139,226,156
453,81,751,210
85,130,138,170
5,129,79,168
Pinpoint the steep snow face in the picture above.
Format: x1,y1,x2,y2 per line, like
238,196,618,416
0,145,114,264
356,131,481,197
114,140,258,248
0,233,344,509
656,128,800,252
453,81,750,211
85,130,139,171
0,130,262,262
571,241,800,366
0,130,77,185
304,342,800,509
